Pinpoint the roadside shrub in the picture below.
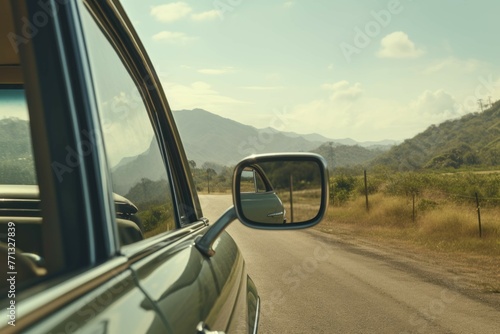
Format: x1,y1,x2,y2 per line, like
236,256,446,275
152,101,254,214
416,205,486,239
355,175,384,196
417,199,438,212
384,172,425,197
334,189,351,205
368,196,414,226
331,174,358,205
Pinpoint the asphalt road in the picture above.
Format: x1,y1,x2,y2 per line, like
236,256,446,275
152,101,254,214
199,194,500,334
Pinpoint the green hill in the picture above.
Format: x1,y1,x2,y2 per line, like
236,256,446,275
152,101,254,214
312,142,383,169
372,100,500,170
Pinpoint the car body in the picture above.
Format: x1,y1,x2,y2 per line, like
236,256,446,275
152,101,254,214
0,1,328,333
1,1,258,332
240,166,286,224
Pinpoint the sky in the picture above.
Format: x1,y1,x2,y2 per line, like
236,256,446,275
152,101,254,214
120,0,500,142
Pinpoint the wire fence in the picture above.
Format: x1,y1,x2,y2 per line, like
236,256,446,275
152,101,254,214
329,171,500,238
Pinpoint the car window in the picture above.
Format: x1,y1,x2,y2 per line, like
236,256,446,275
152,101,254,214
255,171,268,192
80,9,177,242
0,86,45,288
0,89,35,185
240,168,268,193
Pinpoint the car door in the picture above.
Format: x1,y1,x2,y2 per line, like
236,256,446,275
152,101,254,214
1,0,256,333
240,167,286,224
1,0,170,332
77,1,257,333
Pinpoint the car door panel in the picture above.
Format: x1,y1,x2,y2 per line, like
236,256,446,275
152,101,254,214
202,231,248,333
132,228,246,333
22,270,168,334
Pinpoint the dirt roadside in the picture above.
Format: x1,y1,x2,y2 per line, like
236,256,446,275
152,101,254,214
312,222,500,308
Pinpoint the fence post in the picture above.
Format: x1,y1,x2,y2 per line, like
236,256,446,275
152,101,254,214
364,170,369,212
207,169,210,194
475,192,482,238
412,193,416,223
330,182,334,206
289,174,294,223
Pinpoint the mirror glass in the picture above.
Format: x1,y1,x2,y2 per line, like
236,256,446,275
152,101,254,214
238,161,323,224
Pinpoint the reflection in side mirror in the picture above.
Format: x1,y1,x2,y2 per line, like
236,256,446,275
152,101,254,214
240,166,286,224
233,153,329,229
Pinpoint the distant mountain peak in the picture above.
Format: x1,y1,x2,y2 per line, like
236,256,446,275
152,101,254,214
171,108,396,166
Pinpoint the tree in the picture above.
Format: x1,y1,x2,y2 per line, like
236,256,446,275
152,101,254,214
206,168,216,193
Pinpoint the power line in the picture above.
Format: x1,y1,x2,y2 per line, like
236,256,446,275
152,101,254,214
477,99,484,112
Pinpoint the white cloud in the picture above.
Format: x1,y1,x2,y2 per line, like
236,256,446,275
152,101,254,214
285,84,467,141
455,76,500,112
275,76,500,141
377,31,424,59
99,91,159,166
283,81,368,139
191,10,221,21
241,86,284,90
151,2,192,23
322,80,363,101
489,77,500,100
151,3,222,23
162,81,247,111
198,67,235,75
152,31,196,43
424,57,482,74
410,90,460,118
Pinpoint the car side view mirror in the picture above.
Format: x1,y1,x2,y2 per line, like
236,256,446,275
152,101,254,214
196,153,329,256
233,153,329,229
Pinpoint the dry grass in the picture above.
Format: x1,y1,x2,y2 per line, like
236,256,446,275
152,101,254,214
321,193,500,256
277,189,321,222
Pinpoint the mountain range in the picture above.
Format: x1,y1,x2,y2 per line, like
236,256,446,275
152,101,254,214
3,99,499,194
172,108,397,167
108,101,500,183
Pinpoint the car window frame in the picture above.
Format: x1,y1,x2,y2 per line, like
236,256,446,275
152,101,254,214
80,2,181,244
11,0,108,277
1,1,123,331
1,0,207,331
81,0,204,229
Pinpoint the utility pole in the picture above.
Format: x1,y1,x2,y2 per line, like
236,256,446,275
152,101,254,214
289,174,294,223
478,99,484,112
489,96,493,108
364,170,369,212
207,169,210,194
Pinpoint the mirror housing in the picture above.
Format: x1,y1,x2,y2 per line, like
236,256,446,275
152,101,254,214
196,153,329,257
233,153,329,230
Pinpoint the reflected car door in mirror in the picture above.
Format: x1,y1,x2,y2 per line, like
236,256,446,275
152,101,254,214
240,167,286,224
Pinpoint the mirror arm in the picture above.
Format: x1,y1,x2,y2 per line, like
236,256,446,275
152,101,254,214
195,206,237,257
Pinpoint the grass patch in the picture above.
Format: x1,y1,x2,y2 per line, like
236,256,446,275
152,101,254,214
320,193,500,256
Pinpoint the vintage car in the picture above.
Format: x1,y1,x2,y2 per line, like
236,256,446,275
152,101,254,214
0,1,328,333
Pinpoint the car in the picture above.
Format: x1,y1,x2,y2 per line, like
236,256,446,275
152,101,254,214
240,165,286,224
0,1,328,333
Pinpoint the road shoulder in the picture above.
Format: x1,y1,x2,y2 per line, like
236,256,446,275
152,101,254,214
311,223,500,309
